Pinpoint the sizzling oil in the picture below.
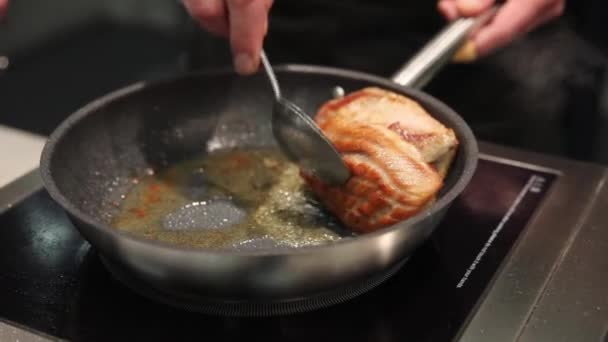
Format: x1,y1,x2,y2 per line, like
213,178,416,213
111,148,344,250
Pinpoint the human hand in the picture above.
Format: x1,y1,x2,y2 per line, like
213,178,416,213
183,0,273,75
438,0,565,61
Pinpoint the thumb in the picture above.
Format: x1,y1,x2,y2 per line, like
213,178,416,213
455,0,495,16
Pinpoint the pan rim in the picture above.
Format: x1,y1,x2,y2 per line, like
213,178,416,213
39,64,478,257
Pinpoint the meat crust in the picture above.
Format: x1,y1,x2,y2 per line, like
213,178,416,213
302,87,458,233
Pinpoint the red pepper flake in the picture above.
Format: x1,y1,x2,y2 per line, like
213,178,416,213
230,153,251,168
145,193,161,203
129,208,146,218
144,183,162,203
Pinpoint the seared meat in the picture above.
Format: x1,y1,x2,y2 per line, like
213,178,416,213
302,87,458,233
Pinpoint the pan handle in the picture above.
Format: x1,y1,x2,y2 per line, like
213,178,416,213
390,6,499,89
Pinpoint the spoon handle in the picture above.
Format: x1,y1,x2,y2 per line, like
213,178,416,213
260,49,282,100
391,6,499,89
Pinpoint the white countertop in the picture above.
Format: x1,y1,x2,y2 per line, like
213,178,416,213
0,124,47,188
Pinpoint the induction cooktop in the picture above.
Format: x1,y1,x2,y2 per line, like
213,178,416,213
0,142,606,342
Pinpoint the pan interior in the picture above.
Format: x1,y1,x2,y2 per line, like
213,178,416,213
46,68,472,252
111,146,352,250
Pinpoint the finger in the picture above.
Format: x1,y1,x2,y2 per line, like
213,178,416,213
437,0,459,21
522,0,565,32
226,0,270,75
264,0,273,12
455,0,495,16
472,0,550,57
183,0,229,37
0,0,8,20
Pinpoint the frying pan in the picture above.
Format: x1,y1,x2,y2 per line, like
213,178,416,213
39,15,484,316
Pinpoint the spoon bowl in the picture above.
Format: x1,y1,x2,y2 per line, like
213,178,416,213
261,50,351,185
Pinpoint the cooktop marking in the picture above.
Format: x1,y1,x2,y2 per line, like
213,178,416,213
456,175,542,288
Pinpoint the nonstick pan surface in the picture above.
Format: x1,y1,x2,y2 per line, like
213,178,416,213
39,64,478,315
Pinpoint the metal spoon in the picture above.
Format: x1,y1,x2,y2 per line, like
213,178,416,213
261,50,351,185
